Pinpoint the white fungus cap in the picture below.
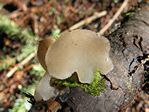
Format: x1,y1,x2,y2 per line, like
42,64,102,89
45,29,113,84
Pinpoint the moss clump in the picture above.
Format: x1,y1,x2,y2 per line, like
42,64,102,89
53,71,106,96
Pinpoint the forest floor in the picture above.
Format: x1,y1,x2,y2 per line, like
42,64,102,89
0,0,148,112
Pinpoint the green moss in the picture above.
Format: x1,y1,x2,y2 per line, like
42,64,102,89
54,71,106,96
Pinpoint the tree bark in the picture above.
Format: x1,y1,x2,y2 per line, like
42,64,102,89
66,6,149,112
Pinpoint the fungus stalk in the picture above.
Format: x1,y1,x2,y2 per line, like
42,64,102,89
34,73,59,101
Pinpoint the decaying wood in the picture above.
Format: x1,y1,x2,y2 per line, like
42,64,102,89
65,8,149,112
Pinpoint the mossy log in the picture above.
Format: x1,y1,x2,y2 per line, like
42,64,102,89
66,7,149,112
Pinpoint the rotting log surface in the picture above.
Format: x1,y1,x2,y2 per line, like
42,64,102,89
66,9,149,112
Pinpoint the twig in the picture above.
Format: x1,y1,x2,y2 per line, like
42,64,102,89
97,0,129,36
6,52,36,78
69,11,107,31
6,11,107,78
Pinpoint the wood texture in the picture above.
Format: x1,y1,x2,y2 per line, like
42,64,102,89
66,8,149,112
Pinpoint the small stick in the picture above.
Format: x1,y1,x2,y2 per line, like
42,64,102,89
97,0,129,36
69,11,107,31
6,52,36,78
